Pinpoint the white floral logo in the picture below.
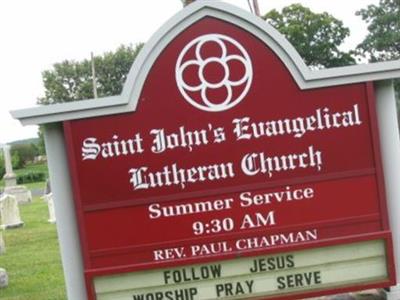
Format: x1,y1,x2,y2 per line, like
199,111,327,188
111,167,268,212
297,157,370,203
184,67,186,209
175,34,253,112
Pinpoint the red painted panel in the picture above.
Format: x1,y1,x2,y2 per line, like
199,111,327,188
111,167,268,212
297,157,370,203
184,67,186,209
89,224,383,270
62,16,394,298
67,18,375,208
85,176,379,251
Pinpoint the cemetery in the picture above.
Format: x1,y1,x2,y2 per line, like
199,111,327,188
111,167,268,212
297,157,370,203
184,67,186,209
0,143,63,299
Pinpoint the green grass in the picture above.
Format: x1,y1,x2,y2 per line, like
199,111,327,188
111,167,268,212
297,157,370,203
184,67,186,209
0,162,48,189
14,163,49,177
23,181,46,192
0,197,67,300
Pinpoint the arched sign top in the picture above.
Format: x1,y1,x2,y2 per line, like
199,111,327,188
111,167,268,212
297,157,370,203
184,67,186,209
11,0,400,125
120,0,310,111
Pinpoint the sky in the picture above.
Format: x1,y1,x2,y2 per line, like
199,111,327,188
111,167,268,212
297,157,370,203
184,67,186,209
0,0,379,145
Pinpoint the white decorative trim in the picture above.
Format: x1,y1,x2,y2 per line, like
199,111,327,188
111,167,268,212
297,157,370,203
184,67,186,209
10,0,400,125
375,81,400,287
175,33,252,112
43,124,87,299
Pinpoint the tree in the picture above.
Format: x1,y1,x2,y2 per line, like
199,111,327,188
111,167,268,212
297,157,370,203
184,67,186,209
38,44,143,105
12,151,23,170
11,144,37,168
37,44,144,153
356,0,400,99
37,128,46,156
263,4,355,69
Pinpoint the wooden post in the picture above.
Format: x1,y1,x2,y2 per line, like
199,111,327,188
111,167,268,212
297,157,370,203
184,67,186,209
252,0,261,17
91,52,98,99
247,0,254,14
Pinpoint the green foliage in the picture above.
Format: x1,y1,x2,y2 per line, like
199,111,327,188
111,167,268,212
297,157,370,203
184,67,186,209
264,4,355,68
15,162,49,175
11,143,38,168
9,138,40,146
14,162,49,179
38,44,144,104
17,171,46,184
0,162,49,188
356,0,400,102
37,126,46,156
0,197,66,300
356,0,400,62
11,151,23,169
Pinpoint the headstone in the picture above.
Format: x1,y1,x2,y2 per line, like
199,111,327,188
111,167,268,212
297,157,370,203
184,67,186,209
3,186,32,204
0,232,5,254
44,193,56,223
0,268,8,288
2,145,16,187
0,194,24,229
44,178,51,195
2,145,32,204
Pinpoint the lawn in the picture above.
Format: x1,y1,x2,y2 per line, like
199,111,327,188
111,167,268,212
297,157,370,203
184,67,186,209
14,163,49,177
0,197,67,300
0,162,49,190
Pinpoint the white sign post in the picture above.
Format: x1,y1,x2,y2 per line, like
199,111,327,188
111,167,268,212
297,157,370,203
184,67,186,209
376,81,400,300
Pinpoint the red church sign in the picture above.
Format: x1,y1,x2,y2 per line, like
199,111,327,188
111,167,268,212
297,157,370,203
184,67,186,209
61,9,394,300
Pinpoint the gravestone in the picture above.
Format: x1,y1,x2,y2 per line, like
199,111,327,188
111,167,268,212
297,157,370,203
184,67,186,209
0,232,5,254
44,178,51,195
43,193,56,223
4,186,32,204
2,145,32,204
0,268,8,288
0,194,24,229
2,145,16,187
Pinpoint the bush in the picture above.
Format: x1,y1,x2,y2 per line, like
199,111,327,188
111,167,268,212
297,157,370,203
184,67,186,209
17,171,46,184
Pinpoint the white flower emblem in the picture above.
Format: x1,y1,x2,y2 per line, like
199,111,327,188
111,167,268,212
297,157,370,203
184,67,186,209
175,34,253,112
